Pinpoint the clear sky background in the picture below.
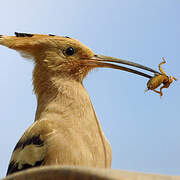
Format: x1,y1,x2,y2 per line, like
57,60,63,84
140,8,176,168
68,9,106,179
0,0,179,177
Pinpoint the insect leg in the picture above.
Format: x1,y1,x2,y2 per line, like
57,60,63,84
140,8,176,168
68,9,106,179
159,57,167,76
153,89,163,97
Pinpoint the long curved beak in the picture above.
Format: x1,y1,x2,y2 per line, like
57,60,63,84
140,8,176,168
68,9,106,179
83,54,160,79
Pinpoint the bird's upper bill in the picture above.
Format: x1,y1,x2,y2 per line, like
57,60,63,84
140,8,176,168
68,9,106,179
83,54,160,79
0,32,160,79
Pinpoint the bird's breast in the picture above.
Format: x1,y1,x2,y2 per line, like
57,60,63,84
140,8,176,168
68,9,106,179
43,122,112,168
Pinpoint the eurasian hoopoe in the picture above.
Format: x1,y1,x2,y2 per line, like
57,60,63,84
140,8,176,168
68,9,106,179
0,32,158,176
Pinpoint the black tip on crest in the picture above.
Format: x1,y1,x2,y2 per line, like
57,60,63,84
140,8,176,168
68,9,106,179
15,32,34,37
48,34,56,36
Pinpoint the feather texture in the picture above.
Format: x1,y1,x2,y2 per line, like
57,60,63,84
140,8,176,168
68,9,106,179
0,33,112,176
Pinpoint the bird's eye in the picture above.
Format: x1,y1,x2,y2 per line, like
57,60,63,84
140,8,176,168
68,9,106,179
64,47,75,56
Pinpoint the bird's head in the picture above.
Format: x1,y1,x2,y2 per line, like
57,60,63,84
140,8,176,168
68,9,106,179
0,32,159,83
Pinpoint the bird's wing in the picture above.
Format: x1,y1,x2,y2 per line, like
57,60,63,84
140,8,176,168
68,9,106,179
6,120,56,176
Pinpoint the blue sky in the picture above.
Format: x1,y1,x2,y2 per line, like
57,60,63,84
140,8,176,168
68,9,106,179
0,0,179,177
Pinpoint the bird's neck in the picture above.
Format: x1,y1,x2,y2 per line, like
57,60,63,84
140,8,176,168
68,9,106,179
33,64,95,124
33,64,112,168
34,79,94,123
